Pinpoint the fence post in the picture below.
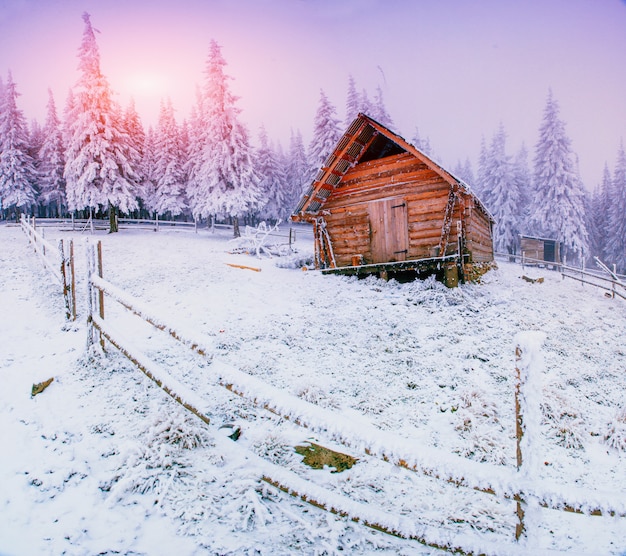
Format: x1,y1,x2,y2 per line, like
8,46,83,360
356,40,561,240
96,241,105,348
59,239,71,321
86,242,96,347
514,344,526,541
69,240,76,321
514,331,545,544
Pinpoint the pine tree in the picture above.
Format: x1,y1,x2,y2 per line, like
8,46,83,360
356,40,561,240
308,89,341,178
528,91,588,263
452,158,475,188
286,128,310,211
139,126,158,217
481,124,520,255
359,88,374,116
411,126,433,158
153,98,187,218
512,144,532,230
38,89,66,217
189,39,262,237
474,135,488,197
594,164,613,261
344,75,360,127
255,125,287,222
0,72,37,218
607,142,626,272
64,13,139,232
372,85,394,129
123,98,145,217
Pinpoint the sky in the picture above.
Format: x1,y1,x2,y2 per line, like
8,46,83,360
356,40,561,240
1,0,625,188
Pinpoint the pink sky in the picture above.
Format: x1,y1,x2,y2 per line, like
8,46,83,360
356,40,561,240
1,0,625,188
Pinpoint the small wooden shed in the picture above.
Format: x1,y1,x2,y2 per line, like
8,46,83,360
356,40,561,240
520,235,562,265
291,114,494,284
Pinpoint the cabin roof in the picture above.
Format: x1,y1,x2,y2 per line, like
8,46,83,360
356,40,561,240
292,113,493,222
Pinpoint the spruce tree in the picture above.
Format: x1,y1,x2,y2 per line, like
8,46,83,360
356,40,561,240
344,75,360,127
512,144,532,230
372,85,394,129
64,12,138,232
481,124,520,255
286,128,310,211
190,39,262,237
607,143,626,272
0,72,37,219
153,98,186,218
255,125,287,222
308,89,341,178
528,91,588,263
411,126,433,158
38,89,66,217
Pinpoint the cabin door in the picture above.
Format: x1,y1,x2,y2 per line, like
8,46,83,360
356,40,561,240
369,198,409,263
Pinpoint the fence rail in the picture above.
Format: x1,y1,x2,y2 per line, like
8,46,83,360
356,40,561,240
20,215,76,320
495,252,626,300
85,240,626,554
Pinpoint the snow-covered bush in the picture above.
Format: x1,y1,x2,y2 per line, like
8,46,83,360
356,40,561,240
541,388,586,450
603,406,626,452
104,409,213,501
452,387,508,464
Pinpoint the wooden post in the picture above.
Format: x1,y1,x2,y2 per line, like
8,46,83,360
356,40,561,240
97,241,105,349
69,240,76,321
86,242,95,347
514,343,525,541
59,239,71,321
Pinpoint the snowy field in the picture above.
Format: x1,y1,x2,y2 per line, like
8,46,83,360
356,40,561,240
1,221,626,556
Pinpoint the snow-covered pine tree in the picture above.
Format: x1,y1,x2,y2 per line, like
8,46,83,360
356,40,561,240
411,126,433,158
64,13,139,233
122,98,145,217
152,98,187,218
138,126,158,218
0,72,37,219
255,125,288,223
481,124,520,255
452,158,475,188
528,91,588,263
308,89,341,179
191,39,262,237
285,128,310,211
593,164,613,262
607,142,626,272
512,144,532,231
184,97,205,223
372,85,394,129
474,135,489,198
38,89,66,217
359,88,374,117
344,75,360,127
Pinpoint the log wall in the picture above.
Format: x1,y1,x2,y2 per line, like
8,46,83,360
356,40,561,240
319,153,493,268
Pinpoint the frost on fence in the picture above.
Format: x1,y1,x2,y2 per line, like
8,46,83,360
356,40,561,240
515,331,545,477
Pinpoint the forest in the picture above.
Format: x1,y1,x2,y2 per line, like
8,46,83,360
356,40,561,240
0,13,624,271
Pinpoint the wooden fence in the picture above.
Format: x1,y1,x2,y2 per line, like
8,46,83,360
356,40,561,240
495,252,626,301
84,240,626,554
20,215,76,320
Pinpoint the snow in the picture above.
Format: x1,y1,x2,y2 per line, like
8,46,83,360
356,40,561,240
2,221,626,555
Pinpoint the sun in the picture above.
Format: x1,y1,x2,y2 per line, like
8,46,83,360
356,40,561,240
124,71,168,98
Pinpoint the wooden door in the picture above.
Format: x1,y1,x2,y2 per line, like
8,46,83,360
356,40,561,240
369,198,409,263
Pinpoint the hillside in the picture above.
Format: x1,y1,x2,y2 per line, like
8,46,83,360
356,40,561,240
1,222,625,555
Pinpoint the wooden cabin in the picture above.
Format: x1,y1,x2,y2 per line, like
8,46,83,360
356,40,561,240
291,114,494,285
520,235,562,266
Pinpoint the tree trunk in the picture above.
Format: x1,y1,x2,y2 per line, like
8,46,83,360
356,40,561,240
233,216,240,238
108,203,119,233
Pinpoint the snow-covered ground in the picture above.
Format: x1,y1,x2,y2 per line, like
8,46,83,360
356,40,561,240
1,221,626,555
